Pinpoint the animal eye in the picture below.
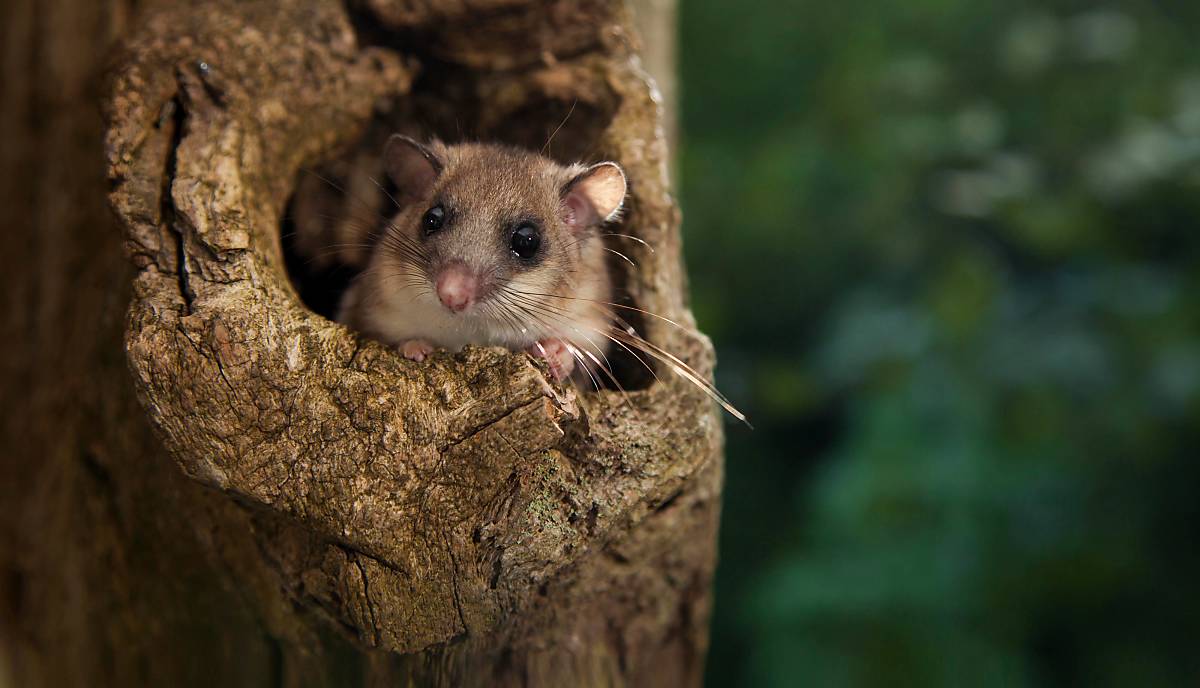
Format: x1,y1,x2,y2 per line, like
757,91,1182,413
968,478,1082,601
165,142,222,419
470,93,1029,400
510,222,541,260
421,205,445,236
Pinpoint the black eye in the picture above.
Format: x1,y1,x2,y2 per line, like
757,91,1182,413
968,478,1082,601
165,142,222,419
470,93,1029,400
421,205,445,236
510,222,541,260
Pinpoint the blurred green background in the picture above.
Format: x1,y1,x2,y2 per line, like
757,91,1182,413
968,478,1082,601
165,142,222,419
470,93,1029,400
677,1,1200,685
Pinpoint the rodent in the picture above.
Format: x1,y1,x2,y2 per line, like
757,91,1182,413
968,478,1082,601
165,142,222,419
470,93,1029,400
335,135,627,381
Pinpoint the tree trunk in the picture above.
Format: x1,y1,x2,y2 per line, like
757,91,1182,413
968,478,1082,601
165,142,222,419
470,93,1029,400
0,1,719,686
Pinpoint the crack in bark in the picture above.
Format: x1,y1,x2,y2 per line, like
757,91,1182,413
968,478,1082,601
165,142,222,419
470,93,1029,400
437,393,554,455
444,535,470,641
353,554,381,647
652,487,683,514
159,92,194,314
334,539,410,580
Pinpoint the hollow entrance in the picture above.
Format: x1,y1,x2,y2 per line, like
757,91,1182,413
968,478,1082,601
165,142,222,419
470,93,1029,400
281,54,657,390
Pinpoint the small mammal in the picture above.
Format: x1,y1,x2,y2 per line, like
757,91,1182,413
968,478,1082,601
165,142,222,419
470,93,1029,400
319,135,746,422
336,136,626,381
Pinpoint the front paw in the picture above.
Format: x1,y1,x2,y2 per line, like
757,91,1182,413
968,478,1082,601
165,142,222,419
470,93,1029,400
528,338,576,381
399,339,435,362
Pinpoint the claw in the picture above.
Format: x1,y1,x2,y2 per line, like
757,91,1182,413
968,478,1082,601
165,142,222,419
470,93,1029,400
399,339,435,362
528,338,575,381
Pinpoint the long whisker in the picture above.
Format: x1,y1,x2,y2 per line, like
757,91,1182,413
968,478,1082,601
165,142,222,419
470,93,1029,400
298,168,415,251
495,290,649,412
542,99,578,156
367,175,403,213
601,233,655,253
499,288,660,385
568,343,608,396
602,247,637,268
509,289,692,334
500,287,747,424
493,290,626,397
606,327,748,425
520,306,624,403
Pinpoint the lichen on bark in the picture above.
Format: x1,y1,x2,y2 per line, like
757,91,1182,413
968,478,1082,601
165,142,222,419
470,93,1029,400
103,0,722,683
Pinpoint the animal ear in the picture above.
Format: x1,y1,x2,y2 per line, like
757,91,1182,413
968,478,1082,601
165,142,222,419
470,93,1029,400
561,162,627,230
382,135,442,203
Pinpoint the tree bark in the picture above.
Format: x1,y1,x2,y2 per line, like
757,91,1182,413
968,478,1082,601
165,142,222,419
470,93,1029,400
1,0,718,686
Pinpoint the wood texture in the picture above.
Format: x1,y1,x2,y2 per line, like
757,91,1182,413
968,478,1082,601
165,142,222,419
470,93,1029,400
2,0,716,685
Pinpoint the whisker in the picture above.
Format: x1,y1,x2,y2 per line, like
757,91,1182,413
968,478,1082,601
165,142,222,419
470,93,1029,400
567,344,605,395
499,286,657,379
495,290,641,411
606,328,748,425
509,289,692,333
542,99,578,156
367,175,403,213
497,286,746,424
602,247,637,268
601,233,655,253
297,167,414,244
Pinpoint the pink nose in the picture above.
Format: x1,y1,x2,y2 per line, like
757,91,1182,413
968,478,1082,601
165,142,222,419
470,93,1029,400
436,263,477,313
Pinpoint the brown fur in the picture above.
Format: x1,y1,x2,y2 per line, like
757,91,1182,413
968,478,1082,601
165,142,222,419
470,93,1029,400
338,141,618,362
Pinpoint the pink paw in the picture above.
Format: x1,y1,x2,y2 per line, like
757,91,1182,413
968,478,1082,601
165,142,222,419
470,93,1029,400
528,338,576,381
399,339,435,362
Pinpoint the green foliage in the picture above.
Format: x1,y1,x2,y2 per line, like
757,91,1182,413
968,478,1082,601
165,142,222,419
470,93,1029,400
680,1,1200,684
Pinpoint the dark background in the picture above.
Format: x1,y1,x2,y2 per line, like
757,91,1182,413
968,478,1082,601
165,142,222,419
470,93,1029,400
677,1,1200,685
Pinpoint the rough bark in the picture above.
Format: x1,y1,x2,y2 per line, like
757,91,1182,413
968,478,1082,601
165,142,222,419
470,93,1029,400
2,0,719,686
